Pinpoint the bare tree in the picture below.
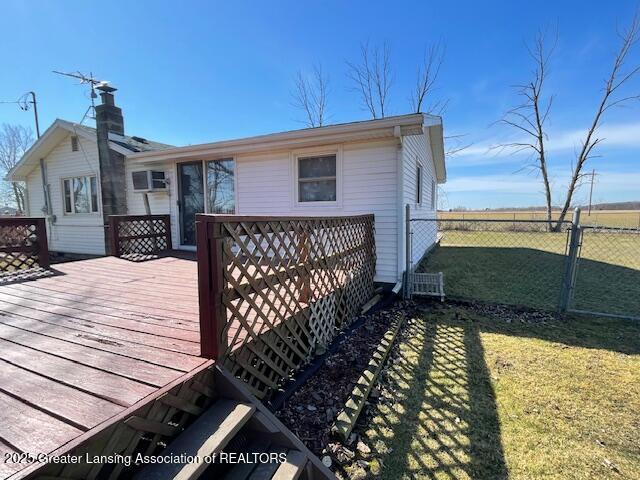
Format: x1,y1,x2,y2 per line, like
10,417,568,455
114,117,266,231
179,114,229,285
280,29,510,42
347,41,393,118
0,124,34,214
555,11,640,228
498,10,640,231
291,64,329,127
411,42,446,114
497,29,557,227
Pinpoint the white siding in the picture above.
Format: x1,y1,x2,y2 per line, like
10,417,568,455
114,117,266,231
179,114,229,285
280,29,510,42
125,162,179,247
25,134,105,255
124,134,439,284
401,132,438,270
133,139,402,283
237,140,401,283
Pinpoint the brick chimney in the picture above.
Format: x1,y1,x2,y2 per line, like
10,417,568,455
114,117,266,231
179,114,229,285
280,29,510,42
95,84,127,254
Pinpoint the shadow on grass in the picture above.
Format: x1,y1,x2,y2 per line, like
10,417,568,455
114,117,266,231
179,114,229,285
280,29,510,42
419,246,640,317
362,317,508,479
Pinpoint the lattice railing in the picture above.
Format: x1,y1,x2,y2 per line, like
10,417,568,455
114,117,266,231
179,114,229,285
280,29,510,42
109,215,172,261
0,217,49,274
196,214,376,398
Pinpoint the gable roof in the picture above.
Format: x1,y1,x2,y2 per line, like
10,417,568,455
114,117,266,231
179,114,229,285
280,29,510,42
5,119,173,181
127,113,447,183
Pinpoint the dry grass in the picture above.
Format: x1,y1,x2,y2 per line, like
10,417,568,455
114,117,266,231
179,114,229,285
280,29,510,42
347,305,640,480
439,210,640,229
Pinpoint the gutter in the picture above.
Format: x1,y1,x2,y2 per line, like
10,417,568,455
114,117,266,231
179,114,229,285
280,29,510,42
127,114,426,163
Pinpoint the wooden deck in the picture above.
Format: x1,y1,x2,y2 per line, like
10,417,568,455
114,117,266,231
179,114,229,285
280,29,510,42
0,255,210,480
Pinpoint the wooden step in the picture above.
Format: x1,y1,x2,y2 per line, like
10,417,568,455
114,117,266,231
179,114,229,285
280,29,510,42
223,439,271,480
246,445,287,480
272,450,307,480
134,399,255,480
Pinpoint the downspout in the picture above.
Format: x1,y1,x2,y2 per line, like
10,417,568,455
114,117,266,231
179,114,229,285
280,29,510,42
39,158,53,218
394,125,405,286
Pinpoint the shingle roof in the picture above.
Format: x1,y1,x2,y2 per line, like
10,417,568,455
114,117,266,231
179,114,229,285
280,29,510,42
68,123,174,153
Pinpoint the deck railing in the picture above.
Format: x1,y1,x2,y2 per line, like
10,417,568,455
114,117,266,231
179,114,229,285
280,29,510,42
196,214,376,398
0,217,49,273
109,214,172,260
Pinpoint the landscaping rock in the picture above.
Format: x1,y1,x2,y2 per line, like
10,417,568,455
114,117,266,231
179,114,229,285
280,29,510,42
274,302,413,457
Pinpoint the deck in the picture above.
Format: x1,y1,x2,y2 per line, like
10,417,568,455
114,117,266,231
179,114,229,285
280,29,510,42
0,255,210,479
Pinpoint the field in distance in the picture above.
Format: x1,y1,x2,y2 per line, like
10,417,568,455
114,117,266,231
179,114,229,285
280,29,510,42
439,210,640,228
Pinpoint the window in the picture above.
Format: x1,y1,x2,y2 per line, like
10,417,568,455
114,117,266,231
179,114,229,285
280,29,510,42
151,171,166,189
431,179,436,210
63,175,99,214
207,159,235,214
416,164,423,204
297,154,337,202
132,170,167,191
71,136,79,152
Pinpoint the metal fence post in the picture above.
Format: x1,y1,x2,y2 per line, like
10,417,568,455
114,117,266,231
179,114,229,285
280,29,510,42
404,204,411,299
559,207,582,313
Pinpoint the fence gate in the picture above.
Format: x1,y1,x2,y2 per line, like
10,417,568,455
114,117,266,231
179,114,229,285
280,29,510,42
567,226,640,320
405,205,640,321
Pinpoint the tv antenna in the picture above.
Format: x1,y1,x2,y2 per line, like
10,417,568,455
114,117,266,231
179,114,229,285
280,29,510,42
52,70,109,125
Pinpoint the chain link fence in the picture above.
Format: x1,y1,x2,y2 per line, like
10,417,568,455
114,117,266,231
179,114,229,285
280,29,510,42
571,226,640,318
407,207,640,320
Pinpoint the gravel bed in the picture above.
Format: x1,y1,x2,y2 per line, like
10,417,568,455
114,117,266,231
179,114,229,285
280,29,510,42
274,301,412,457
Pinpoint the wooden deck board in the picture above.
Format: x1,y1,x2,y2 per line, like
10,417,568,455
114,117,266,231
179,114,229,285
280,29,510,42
0,392,83,453
0,255,208,480
0,324,181,386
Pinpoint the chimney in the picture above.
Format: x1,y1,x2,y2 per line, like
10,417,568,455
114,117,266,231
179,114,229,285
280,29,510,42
95,85,124,135
95,84,127,254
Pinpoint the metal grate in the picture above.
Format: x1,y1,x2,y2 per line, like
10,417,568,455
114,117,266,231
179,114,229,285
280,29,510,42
409,271,444,301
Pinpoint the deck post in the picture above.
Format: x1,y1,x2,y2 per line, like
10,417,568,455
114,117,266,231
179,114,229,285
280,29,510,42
196,216,225,359
35,217,50,269
164,216,173,250
108,216,120,257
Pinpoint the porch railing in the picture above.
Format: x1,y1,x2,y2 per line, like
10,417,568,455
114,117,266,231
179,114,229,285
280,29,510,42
196,214,376,398
0,217,49,273
109,214,172,260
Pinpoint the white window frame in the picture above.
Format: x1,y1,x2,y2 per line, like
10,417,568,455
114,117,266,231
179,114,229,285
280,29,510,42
62,174,100,215
292,146,343,208
416,162,424,205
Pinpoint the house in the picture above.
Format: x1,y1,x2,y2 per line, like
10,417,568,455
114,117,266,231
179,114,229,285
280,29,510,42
7,86,446,285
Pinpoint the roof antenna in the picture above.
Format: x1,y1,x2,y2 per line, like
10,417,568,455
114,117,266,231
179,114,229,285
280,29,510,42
52,70,109,125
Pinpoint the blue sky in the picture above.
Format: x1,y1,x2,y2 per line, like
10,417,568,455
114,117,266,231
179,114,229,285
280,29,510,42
1,0,638,209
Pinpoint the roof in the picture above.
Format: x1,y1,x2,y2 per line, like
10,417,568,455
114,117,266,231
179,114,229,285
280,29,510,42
5,119,173,181
128,113,447,183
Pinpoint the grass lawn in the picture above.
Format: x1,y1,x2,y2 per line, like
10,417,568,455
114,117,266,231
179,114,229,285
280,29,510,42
419,230,640,316
348,304,640,480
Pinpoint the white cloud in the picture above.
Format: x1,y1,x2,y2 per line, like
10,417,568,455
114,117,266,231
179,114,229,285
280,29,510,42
450,121,640,165
444,174,545,194
443,171,640,197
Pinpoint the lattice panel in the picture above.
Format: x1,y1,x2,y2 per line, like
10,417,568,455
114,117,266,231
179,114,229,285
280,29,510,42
198,214,376,399
0,218,49,275
110,215,172,261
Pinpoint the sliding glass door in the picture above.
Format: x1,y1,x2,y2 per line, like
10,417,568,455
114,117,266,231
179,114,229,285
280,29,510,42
207,158,235,214
177,159,235,246
178,162,204,246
